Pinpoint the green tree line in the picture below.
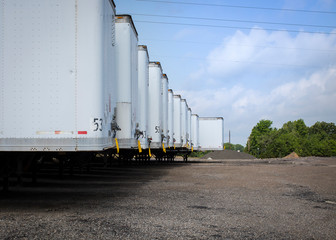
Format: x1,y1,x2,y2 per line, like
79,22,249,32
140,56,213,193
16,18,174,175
245,119,336,158
224,143,244,152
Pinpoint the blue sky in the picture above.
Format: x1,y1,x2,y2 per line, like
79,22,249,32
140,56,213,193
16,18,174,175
115,0,336,145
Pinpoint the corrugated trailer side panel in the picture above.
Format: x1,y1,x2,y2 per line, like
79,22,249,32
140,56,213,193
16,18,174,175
77,0,117,151
198,117,224,151
0,0,117,152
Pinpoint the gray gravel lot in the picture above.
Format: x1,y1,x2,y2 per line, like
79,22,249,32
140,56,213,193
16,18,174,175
1,157,336,239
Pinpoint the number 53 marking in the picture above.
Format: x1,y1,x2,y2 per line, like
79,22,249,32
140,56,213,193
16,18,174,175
93,118,103,131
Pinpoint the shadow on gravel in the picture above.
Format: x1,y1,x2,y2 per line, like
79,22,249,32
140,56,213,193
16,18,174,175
189,156,336,166
187,159,271,165
0,162,185,210
284,184,326,203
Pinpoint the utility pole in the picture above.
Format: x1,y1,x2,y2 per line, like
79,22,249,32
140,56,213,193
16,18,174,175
229,130,231,150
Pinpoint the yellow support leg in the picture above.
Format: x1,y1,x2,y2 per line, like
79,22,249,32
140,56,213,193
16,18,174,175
115,138,119,154
138,140,142,153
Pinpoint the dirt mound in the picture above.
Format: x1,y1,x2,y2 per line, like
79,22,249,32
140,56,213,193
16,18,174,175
201,150,256,160
283,152,300,159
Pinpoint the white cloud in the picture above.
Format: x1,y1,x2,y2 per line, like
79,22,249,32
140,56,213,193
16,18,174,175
182,65,336,145
191,28,336,87
269,66,336,124
181,28,336,145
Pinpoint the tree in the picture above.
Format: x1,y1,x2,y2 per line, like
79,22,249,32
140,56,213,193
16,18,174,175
277,119,308,156
224,143,244,152
245,119,273,157
245,119,336,158
235,144,245,152
309,122,336,140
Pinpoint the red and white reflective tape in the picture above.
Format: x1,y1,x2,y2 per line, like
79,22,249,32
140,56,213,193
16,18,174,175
36,131,87,135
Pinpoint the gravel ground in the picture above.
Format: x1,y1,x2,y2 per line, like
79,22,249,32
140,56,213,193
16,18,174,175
1,157,336,239
201,150,256,159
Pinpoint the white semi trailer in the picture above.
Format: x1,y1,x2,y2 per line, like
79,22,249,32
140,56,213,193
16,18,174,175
137,45,150,149
180,99,188,147
198,117,224,150
173,95,182,148
115,15,139,149
161,74,169,147
0,0,117,152
167,89,174,148
191,114,199,151
148,62,163,149
187,108,192,149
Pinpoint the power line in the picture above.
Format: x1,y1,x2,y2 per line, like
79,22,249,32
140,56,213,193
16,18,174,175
131,13,336,29
136,0,336,14
135,20,336,35
140,38,336,52
150,54,323,68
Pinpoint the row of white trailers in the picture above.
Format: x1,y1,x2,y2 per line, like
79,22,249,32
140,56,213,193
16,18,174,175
0,0,224,171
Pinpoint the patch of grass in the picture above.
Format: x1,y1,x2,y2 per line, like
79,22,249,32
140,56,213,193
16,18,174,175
189,150,212,158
